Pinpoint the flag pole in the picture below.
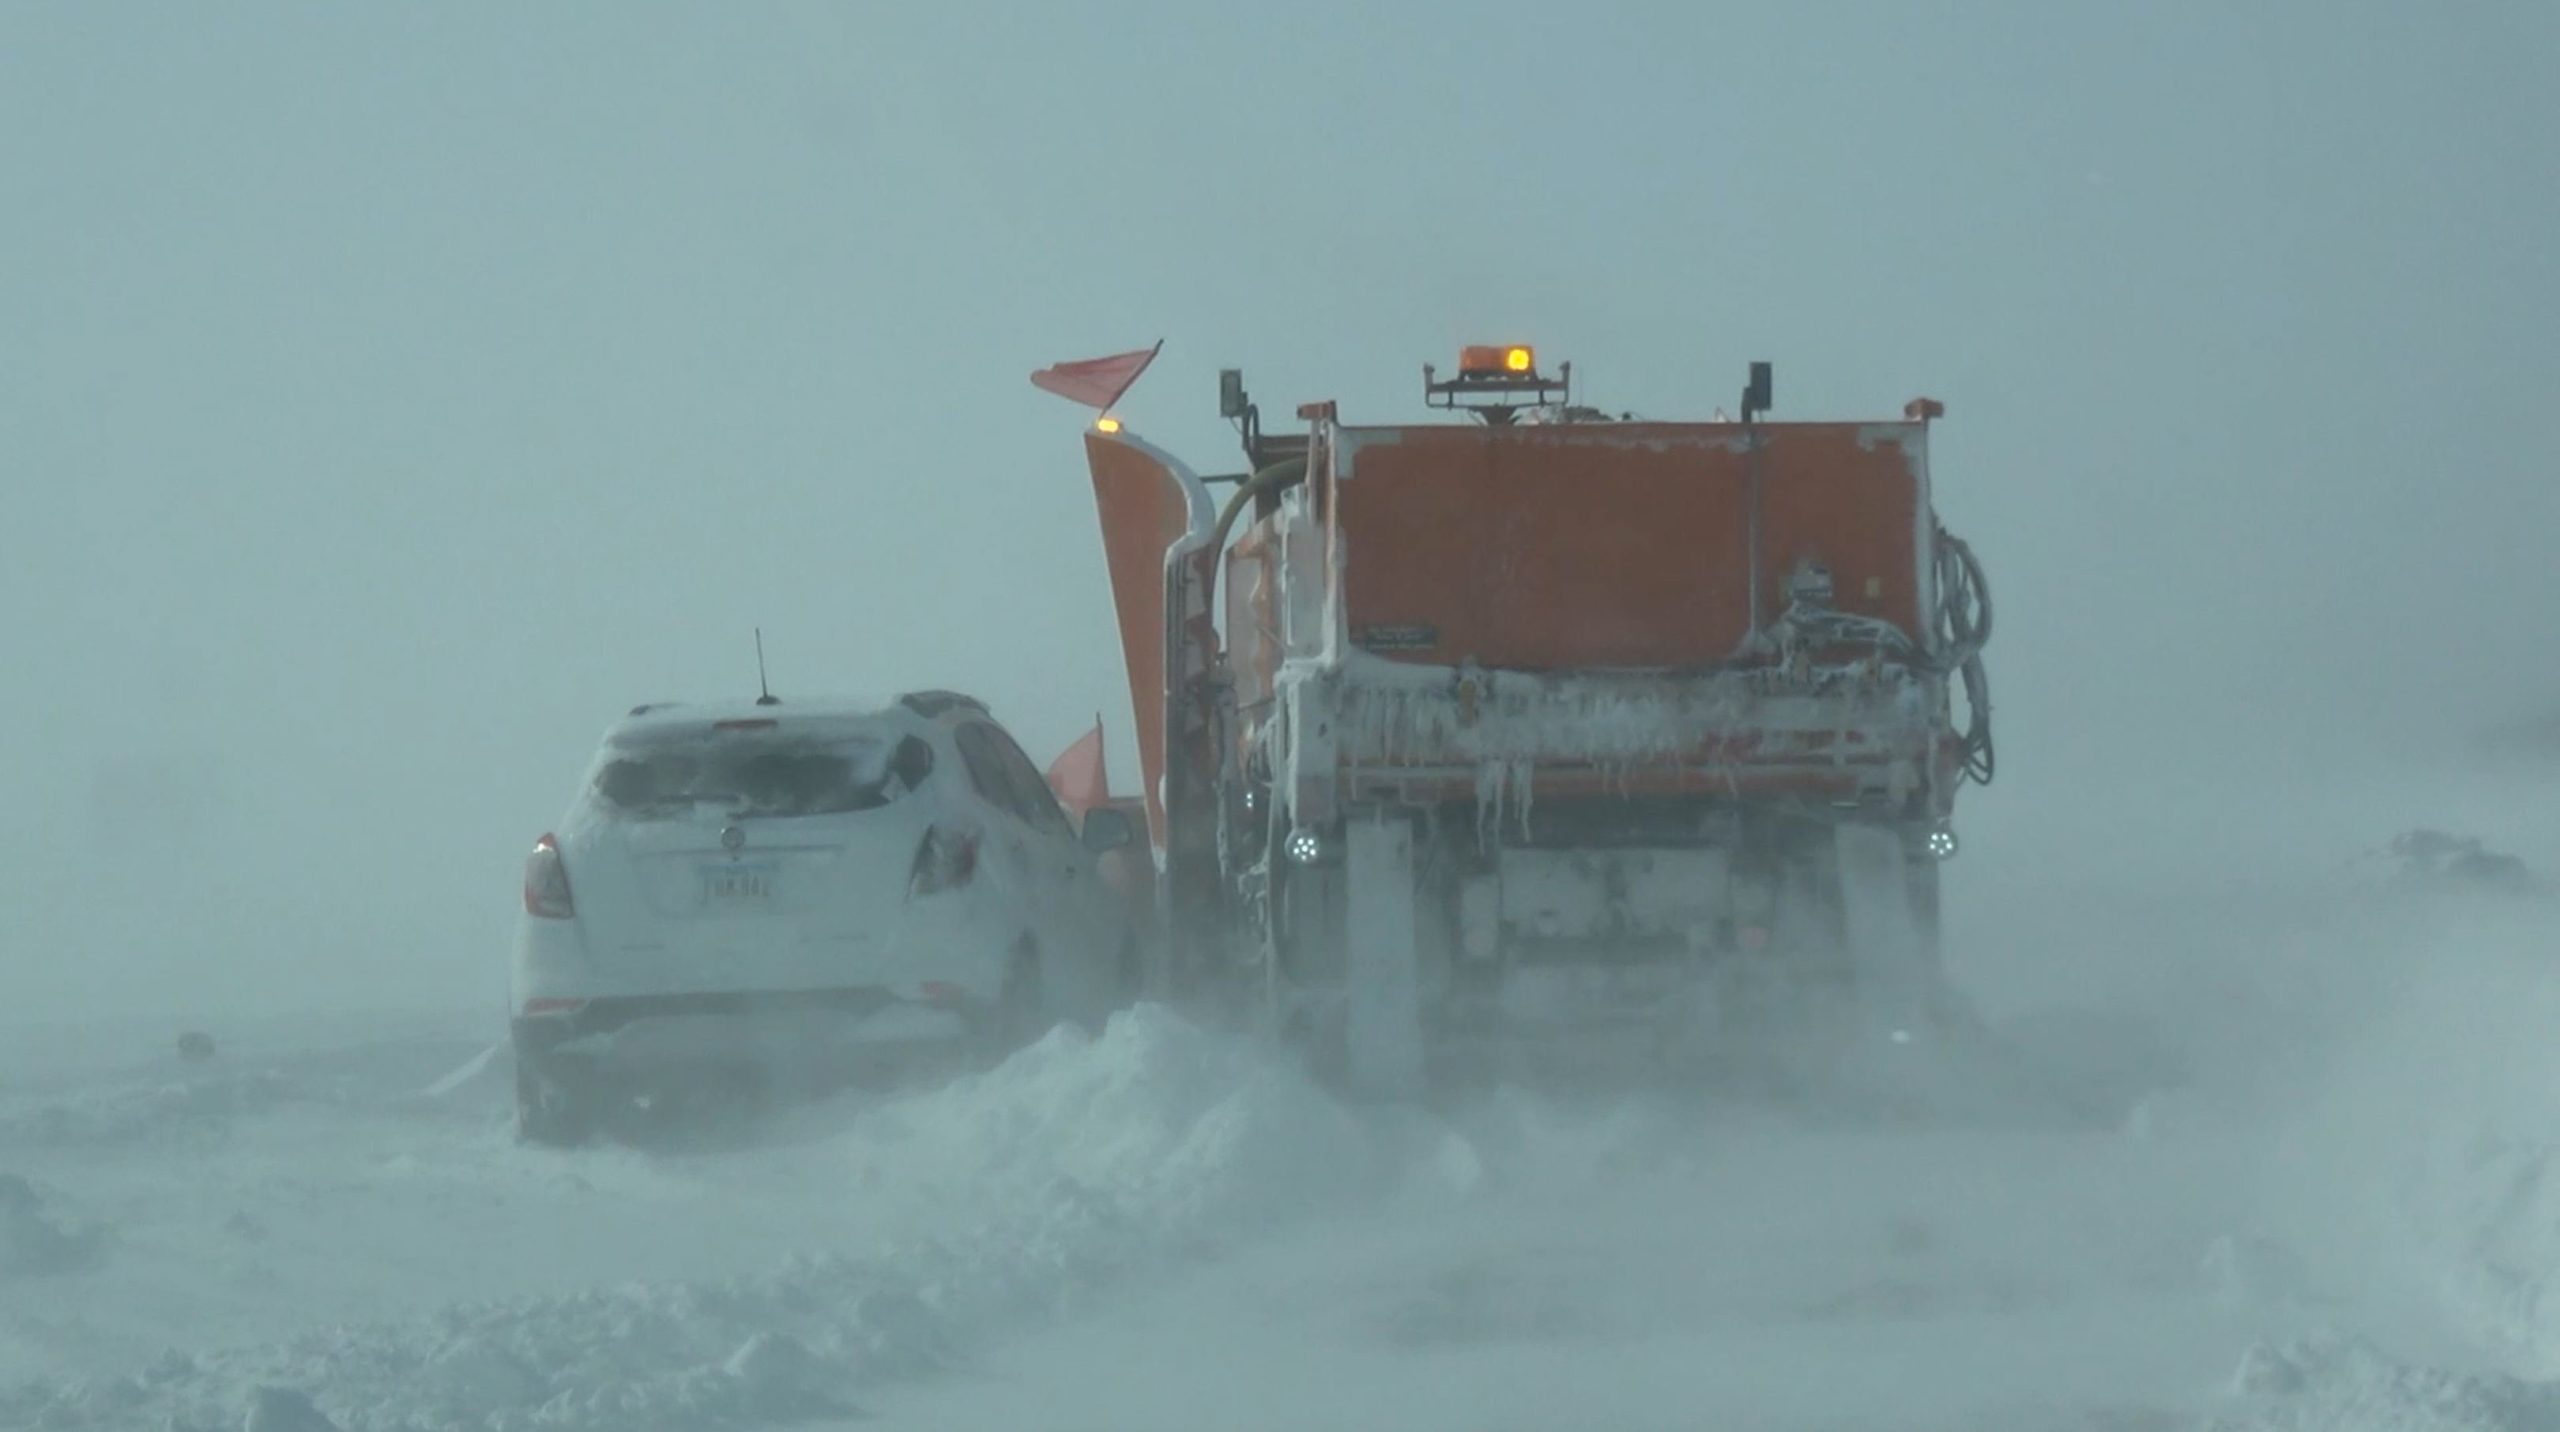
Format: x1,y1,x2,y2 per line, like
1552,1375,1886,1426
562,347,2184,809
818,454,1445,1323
1100,339,1164,414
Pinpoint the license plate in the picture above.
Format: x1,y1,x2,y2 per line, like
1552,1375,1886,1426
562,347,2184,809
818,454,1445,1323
701,863,775,904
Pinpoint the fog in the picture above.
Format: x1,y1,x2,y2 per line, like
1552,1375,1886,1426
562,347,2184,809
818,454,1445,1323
6,9,2560,1428
4,2,2552,1024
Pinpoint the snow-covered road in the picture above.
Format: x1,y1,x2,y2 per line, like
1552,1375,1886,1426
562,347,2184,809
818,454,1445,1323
7,875,2560,1431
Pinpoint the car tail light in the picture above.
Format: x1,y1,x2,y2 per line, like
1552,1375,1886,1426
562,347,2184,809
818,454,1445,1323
521,997,587,1017
917,981,969,1007
908,826,979,898
524,834,575,919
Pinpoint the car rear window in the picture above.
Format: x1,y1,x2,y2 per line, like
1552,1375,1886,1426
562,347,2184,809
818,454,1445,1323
592,727,935,820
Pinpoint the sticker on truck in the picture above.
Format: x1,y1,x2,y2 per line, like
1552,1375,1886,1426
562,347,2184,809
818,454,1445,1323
1355,625,1439,652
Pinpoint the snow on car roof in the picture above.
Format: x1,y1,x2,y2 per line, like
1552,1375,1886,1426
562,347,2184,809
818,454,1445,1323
604,695,900,741
601,691,998,743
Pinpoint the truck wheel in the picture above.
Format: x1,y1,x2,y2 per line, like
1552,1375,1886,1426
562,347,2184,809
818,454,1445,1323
1905,854,1943,967
1116,934,1144,1009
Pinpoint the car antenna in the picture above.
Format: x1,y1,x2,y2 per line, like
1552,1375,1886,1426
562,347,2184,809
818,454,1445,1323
754,627,780,706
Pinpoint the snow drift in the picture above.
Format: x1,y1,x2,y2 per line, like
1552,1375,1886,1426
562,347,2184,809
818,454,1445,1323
0,1005,1404,1431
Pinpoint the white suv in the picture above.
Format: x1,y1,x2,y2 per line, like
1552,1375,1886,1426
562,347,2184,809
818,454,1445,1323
511,690,1141,1143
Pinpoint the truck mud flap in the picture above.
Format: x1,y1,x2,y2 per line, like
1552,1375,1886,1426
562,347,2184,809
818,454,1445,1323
1343,816,1425,1098
1834,822,1935,1028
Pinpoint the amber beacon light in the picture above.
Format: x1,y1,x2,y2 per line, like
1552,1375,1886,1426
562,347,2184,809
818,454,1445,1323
1456,344,1536,378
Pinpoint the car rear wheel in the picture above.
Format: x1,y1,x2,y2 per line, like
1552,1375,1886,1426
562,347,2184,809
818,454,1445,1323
514,1051,598,1147
989,943,1046,1058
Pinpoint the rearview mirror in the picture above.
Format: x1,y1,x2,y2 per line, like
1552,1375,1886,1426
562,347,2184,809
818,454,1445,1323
1080,805,1137,854
1741,360,1774,421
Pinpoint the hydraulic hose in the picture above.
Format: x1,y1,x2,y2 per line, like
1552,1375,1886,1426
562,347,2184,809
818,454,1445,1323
1205,454,1310,659
1958,653,1995,785
1214,456,1308,556
1932,529,1993,664
1201,456,1310,853
1930,528,1996,785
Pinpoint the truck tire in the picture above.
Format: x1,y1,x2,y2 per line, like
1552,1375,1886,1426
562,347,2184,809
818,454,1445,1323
1116,934,1145,1010
1906,853,1944,969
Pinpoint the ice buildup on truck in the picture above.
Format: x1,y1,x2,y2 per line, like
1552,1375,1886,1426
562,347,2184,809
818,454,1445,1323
1036,343,1996,1094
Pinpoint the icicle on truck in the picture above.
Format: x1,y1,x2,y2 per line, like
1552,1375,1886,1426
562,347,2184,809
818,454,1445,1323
1038,345,1995,1095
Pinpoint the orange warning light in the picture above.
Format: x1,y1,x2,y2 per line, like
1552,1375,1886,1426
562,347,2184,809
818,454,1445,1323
1457,344,1536,378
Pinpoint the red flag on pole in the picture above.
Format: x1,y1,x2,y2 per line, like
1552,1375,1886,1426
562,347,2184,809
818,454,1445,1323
1045,716,1110,816
1030,341,1162,412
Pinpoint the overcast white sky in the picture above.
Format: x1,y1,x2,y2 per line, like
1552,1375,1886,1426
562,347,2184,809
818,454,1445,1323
2,2,2552,1023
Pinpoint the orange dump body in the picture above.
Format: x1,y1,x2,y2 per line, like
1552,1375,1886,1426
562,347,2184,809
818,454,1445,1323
1079,400,1969,857
1328,421,1932,670
1201,416,1957,816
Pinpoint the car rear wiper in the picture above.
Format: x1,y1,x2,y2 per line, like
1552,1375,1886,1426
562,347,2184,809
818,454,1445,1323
628,792,746,814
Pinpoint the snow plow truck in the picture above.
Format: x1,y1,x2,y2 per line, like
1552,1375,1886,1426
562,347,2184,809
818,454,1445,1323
1037,344,1995,1097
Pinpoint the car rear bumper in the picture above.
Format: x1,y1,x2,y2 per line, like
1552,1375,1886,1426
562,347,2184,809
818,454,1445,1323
512,986,982,1090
